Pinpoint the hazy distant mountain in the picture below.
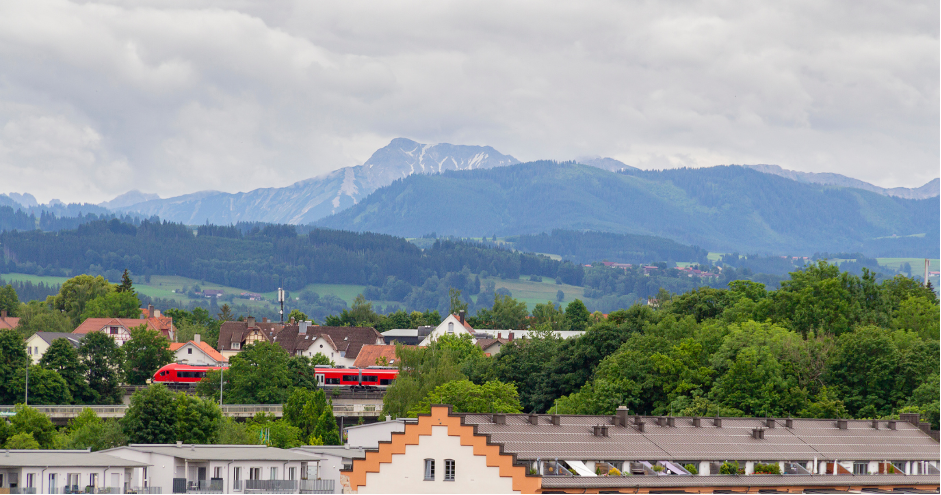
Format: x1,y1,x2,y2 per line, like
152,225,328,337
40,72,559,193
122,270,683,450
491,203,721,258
99,190,160,210
6,192,38,208
575,156,638,172
317,162,939,257
745,164,939,199
115,138,519,225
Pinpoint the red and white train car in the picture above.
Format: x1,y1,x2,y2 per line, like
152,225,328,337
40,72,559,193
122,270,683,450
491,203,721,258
153,363,398,390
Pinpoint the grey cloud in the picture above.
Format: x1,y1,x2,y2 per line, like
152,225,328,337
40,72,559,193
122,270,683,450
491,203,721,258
0,0,936,204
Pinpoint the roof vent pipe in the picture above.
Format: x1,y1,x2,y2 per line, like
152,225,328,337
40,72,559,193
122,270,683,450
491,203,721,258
656,417,666,427
887,420,897,430
765,418,775,428
692,417,701,427
785,418,793,428
666,417,675,427
634,421,645,432
529,413,539,425
871,419,879,430
836,419,848,430
713,418,722,427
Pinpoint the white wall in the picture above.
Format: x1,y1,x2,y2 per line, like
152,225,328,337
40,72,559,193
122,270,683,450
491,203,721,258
358,425,519,494
24,335,50,364
419,315,474,346
347,421,407,449
0,466,127,493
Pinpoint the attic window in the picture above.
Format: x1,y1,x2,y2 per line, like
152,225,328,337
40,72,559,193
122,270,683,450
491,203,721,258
448,322,454,334
232,343,240,350
187,348,193,354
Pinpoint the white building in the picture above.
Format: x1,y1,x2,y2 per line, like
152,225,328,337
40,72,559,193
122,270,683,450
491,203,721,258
344,418,415,449
418,314,476,346
0,450,147,493
169,335,227,366
102,444,322,494
23,332,84,364
294,446,368,494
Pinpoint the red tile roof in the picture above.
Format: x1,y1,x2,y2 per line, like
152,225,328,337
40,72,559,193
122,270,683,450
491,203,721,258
0,315,20,330
170,340,227,363
353,344,412,368
73,318,164,336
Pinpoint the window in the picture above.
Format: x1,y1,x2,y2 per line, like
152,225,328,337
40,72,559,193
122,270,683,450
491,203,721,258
853,462,869,475
362,375,378,382
380,378,394,385
232,343,240,350
48,473,57,492
445,459,455,481
249,468,261,480
270,467,278,480
342,375,360,382
233,468,241,490
288,468,296,480
188,348,193,354
424,459,435,481
26,473,34,488
27,347,31,355
110,327,119,334
447,322,454,334
213,467,222,478
89,473,98,487
326,377,340,385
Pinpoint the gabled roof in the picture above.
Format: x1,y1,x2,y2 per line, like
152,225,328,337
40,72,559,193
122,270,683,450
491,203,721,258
272,325,381,359
170,340,227,362
475,338,508,351
0,314,20,330
29,332,85,347
353,344,412,368
0,451,148,468
217,320,283,351
73,318,162,336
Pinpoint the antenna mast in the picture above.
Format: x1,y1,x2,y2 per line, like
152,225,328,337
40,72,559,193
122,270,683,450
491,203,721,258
278,286,285,324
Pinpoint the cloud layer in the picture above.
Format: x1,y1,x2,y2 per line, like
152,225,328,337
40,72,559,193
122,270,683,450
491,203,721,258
0,0,937,203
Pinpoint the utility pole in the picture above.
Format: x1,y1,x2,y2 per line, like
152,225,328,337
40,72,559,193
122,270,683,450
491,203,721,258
219,365,224,407
25,364,29,406
278,287,285,324
924,259,930,287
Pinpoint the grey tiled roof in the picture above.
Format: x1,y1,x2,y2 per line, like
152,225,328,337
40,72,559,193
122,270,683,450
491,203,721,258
540,474,941,489
460,414,940,462
104,444,315,461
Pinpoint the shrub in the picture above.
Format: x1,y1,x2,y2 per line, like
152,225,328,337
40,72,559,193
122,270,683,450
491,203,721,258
753,462,781,475
652,465,665,472
719,461,739,475
685,463,698,475
608,467,621,476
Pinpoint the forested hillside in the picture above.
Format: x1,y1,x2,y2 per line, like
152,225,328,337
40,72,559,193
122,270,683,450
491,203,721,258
511,230,709,264
317,162,939,256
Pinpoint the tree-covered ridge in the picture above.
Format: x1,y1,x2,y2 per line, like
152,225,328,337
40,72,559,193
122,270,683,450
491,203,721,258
510,229,709,265
0,219,578,293
318,161,939,256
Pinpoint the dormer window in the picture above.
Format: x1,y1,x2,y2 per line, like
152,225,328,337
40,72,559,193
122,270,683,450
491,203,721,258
232,342,240,350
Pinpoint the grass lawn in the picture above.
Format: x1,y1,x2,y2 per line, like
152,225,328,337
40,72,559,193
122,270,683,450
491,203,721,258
876,258,940,272
0,273,71,286
482,276,585,310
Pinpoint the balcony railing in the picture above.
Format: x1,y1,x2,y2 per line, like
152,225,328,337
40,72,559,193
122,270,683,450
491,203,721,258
299,480,335,494
244,480,298,493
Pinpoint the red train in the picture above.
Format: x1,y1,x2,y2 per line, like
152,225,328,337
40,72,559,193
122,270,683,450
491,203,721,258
153,363,398,390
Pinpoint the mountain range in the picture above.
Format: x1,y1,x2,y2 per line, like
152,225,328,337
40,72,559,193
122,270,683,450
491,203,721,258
743,164,940,200
105,138,519,225
316,161,939,256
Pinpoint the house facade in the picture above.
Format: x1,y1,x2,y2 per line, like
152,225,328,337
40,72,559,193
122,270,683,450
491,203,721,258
418,313,476,346
218,317,284,359
24,332,84,364
0,310,19,331
170,335,227,366
72,317,166,346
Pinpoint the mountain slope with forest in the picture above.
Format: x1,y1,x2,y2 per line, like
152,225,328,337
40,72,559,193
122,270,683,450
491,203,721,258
317,162,939,256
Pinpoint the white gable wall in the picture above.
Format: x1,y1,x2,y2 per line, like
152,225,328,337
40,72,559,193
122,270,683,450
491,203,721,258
358,425,518,494
418,315,475,347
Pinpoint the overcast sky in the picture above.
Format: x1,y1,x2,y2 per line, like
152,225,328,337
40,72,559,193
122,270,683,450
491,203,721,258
0,0,937,204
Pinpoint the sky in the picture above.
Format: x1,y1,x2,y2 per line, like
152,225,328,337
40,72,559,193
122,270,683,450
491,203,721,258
0,0,937,204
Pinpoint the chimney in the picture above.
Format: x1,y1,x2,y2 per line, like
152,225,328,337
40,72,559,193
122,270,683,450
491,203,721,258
551,415,561,426
656,416,666,427
459,310,466,324
492,413,506,425
692,417,701,427
176,441,183,448
194,334,201,343
593,425,609,437
871,419,879,430
0,310,5,318
635,421,645,433
148,304,154,318
247,316,256,327
497,332,502,339
766,418,775,428
785,418,794,428
616,406,630,427
713,417,722,427
529,413,539,425
299,321,309,334
667,417,676,427
919,422,931,434
752,428,765,439
887,420,897,430
900,413,921,426
836,419,848,430
508,332,514,341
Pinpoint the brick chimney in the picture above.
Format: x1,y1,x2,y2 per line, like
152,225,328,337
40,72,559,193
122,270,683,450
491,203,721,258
0,310,6,318
195,334,201,343
247,316,256,327
458,310,466,325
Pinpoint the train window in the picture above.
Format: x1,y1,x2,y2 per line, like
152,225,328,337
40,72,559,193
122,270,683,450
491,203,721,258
342,375,360,382
198,372,206,378
362,375,378,382
326,378,340,385
380,378,394,385
160,371,166,376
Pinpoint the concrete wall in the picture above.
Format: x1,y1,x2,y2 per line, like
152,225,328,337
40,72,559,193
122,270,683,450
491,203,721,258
358,425,518,494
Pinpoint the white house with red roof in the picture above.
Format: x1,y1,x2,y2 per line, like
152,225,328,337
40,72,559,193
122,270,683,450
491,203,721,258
169,335,227,366
72,318,166,346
